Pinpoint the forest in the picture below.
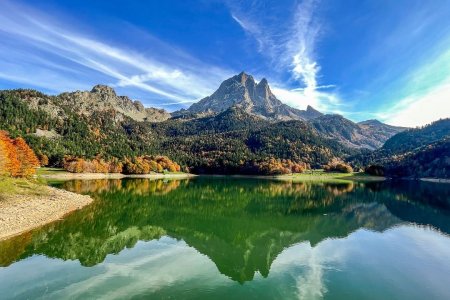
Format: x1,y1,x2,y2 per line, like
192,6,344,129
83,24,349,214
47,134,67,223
1,90,449,177
351,119,450,178
0,91,356,175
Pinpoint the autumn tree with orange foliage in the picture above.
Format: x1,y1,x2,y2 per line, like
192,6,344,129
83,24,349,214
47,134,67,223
62,155,180,174
38,153,49,167
0,133,8,176
0,131,40,177
14,137,40,177
243,157,309,175
323,158,353,173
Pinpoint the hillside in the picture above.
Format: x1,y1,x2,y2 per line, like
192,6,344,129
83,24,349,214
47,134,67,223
350,119,450,178
0,90,157,166
152,107,356,173
311,115,405,150
0,89,357,174
382,118,450,154
384,138,450,178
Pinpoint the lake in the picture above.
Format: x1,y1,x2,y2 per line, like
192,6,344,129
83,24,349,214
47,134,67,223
1,177,450,299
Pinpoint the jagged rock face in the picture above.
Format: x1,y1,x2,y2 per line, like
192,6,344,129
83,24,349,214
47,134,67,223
181,72,323,121
56,85,171,122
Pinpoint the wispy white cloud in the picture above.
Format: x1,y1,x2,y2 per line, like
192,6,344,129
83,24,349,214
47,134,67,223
0,0,230,107
229,0,341,112
286,0,322,97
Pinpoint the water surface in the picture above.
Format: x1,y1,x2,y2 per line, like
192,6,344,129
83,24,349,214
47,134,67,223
1,177,450,299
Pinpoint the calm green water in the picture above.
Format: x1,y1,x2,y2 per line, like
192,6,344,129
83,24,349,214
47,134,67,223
1,177,450,299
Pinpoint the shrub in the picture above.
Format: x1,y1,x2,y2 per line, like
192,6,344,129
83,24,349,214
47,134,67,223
324,159,353,173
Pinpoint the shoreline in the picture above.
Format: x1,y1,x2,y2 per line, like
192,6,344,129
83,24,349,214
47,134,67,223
37,171,197,181
36,169,450,184
0,185,93,241
419,178,450,184
185,173,387,182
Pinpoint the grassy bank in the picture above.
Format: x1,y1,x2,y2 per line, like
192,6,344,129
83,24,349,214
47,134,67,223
275,170,385,183
0,176,48,197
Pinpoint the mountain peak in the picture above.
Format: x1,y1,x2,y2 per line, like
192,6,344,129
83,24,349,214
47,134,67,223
235,71,254,85
56,84,171,122
305,105,324,119
177,72,323,121
258,78,268,86
91,84,116,96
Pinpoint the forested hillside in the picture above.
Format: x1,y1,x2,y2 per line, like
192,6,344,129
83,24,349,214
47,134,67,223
0,90,157,166
0,90,357,174
2,84,445,177
350,119,450,178
382,119,450,154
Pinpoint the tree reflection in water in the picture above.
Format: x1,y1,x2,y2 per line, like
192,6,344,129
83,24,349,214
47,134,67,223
1,177,449,283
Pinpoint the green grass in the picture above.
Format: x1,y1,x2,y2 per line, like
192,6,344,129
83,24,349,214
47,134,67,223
35,167,67,176
0,176,48,196
276,170,385,183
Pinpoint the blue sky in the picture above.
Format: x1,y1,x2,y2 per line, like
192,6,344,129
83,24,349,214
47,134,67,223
0,0,449,126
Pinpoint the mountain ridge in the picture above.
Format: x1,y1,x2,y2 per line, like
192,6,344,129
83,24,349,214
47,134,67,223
0,72,405,151
174,72,324,121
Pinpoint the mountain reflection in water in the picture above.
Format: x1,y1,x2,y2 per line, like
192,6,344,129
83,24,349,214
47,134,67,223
0,177,449,285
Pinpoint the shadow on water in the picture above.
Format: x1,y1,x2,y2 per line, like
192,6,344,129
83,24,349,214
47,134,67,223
1,177,449,283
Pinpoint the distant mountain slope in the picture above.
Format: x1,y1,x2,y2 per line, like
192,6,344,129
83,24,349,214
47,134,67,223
311,115,405,150
174,72,323,121
0,78,412,174
384,138,450,178
358,119,406,145
382,118,450,153
350,119,450,178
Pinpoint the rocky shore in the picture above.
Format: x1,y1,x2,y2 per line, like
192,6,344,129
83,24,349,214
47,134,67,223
0,186,93,240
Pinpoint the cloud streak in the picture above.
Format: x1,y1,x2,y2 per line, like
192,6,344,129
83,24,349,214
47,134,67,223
0,1,230,107
229,0,341,112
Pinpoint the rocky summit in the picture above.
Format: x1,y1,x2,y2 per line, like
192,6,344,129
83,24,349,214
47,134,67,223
174,72,323,121
58,85,171,122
